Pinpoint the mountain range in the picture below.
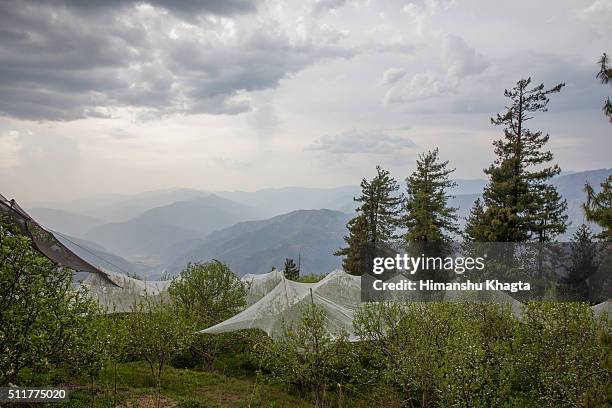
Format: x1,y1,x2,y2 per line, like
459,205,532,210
20,168,611,279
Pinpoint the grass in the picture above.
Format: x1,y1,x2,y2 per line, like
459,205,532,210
53,361,311,408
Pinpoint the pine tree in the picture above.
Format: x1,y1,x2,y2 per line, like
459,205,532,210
583,175,612,241
335,166,403,275
358,166,404,245
596,53,612,122
402,148,459,242
283,258,300,281
582,54,612,241
464,198,488,241
559,224,598,300
480,78,568,242
334,215,369,275
530,183,568,242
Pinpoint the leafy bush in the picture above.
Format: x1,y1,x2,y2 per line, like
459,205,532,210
168,261,246,371
124,298,193,387
0,218,103,385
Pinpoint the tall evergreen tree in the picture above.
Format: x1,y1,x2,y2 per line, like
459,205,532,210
402,148,459,242
283,258,300,281
358,166,404,246
334,215,369,275
464,198,487,241
583,176,612,241
480,78,568,242
335,166,403,275
530,183,568,242
583,53,612,241
596,53,612,122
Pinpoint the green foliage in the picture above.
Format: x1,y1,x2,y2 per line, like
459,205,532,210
258,303,349,407
353,302,609,407
169,261,246,328
168,261,246,371
464,198,487,241
336,166,403,274
478,78,568,242
0,217,103,385
296,273,326,283
583,174,612,241
124,299,193,386
515,302,610,407
334,214,369,275
402,148,459,243
283,258,300,281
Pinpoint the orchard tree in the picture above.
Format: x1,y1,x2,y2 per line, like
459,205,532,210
125,299,192,386
0,217,102,385
335,166,403,274
402,148,459,243
259,303,346,408
479,78,568,242
283,258,300,281
168,261,246,370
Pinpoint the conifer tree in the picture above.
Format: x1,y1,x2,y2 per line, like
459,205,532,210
582,54,612,241
283,258,300,281
335,166,403,275
334,215,369,275
583,176,612,241
530,183,568,242
358,166,404,245
464,198,488,241
480,78,568,242
596,53,612,122
402,148,459,242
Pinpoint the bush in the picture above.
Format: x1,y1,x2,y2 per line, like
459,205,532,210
0,218,104,385
168,261,246,371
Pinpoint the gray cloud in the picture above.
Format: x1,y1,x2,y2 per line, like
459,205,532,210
38,0,259,18
382,68,407,85
0,0,355,121
305,129,416,154
311,0,347,16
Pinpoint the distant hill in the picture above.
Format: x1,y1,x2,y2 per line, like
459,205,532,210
35,188,213,223
23,169,611,278
82,194,268,262
215,186,361,216
26,208,103,237
163,209,352,277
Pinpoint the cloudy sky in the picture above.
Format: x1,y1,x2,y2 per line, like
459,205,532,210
0,0,610,204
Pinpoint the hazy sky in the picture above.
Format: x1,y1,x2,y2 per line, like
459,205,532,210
0,0,610,204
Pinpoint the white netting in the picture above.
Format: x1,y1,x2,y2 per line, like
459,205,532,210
202,269,361,339
81,267,607,334
241,269,285,306
202,270,608,339
81,269,172,313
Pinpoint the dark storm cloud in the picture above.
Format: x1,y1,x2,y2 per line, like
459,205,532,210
0,0,354,121
36,0,259,18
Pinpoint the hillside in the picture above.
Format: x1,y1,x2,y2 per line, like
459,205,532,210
164,209,352,277
26,208,103,237
82,195,267,263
